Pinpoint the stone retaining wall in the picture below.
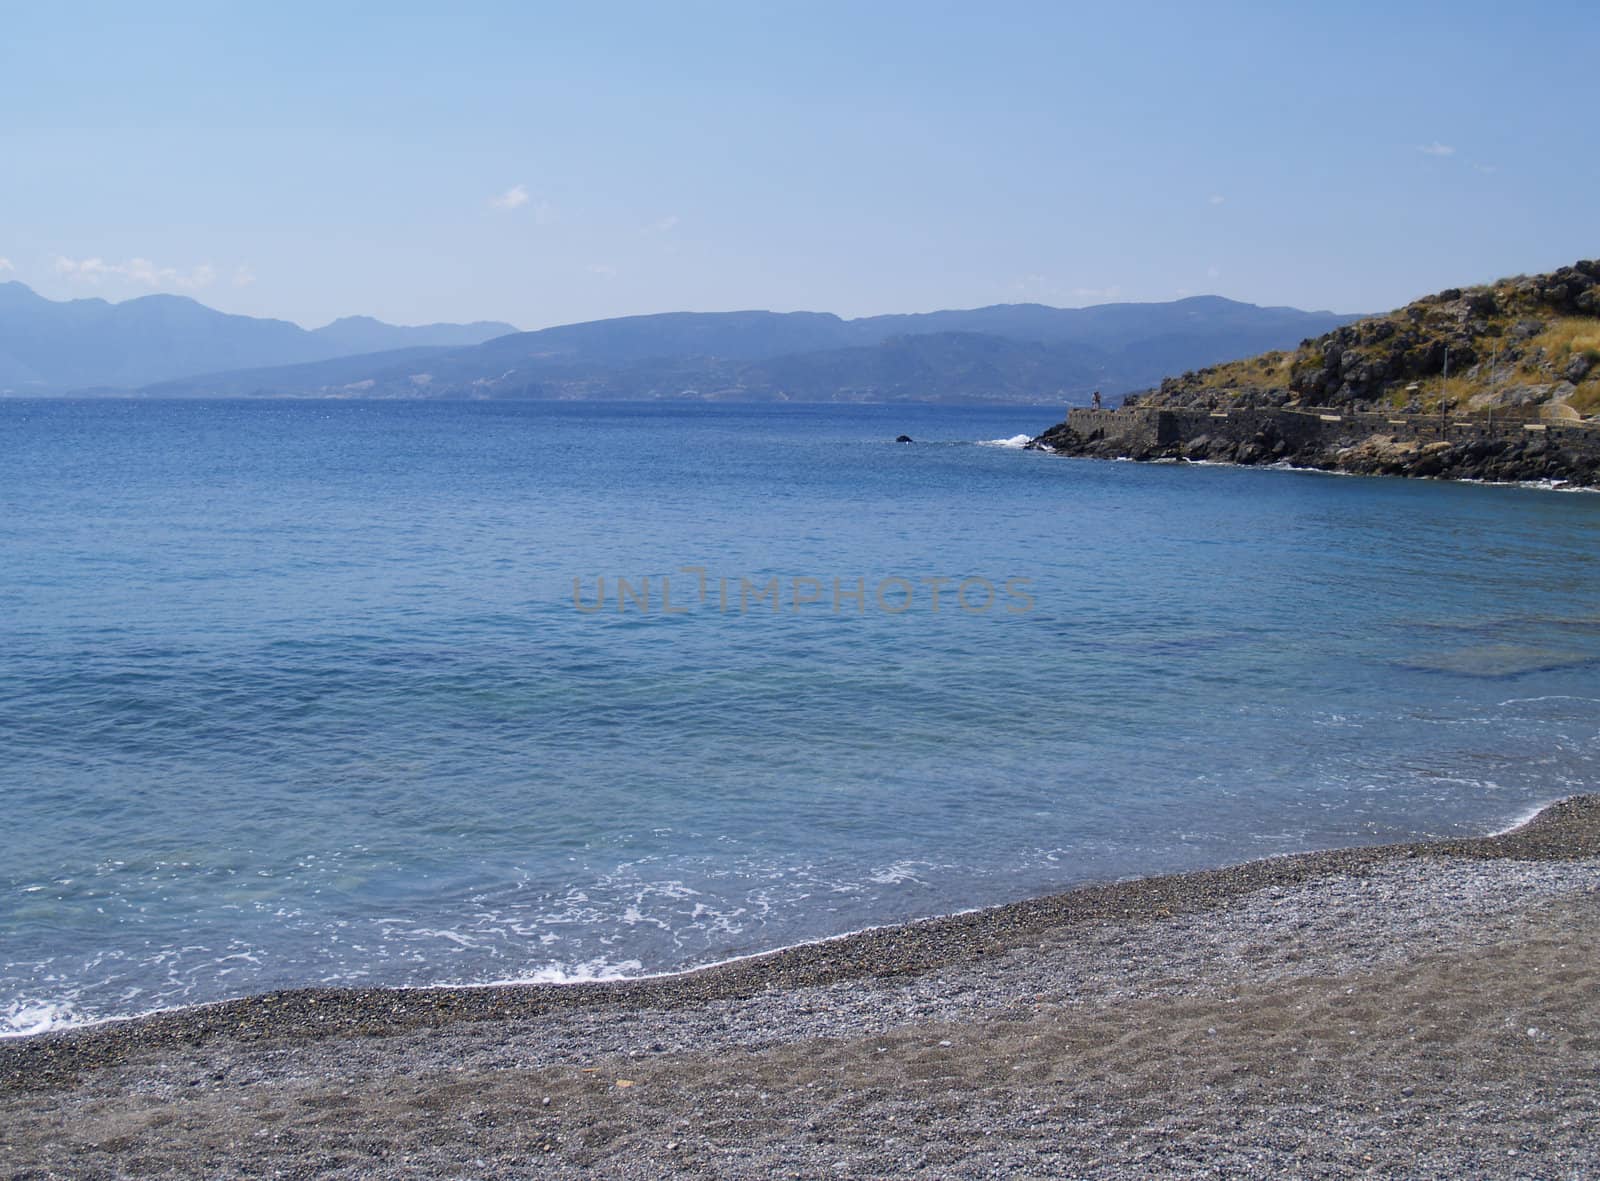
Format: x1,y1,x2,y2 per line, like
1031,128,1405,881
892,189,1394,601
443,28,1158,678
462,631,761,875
1065,407,1600,458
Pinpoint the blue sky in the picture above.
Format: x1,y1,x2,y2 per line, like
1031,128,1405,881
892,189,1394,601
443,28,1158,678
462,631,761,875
2,1,1595,330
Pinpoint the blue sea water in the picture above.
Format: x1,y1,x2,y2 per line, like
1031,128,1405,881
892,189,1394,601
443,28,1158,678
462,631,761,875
2,398,1598,1036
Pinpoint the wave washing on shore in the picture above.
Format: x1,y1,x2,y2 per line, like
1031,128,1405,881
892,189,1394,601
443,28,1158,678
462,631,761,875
5,793,1585,1042
3,400,1599,1036
5,798,1597,1180
1038,443,1600,492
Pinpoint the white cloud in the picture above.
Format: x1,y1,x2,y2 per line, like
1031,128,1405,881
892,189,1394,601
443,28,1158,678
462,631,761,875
54,256,217,290
649,214,679,232
489,184,530,210
232,265,257,287
1473,162,1499,174
1208,194,1225,206
488,185,553,223
1206,266,1221,279
586,263,618,279
1069,285,1122,301
1418,142,1455,156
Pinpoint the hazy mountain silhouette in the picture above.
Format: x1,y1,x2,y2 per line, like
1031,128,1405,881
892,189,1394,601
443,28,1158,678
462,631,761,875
0,280,1358,403
136,298,1357,404
0,282,515,392
310,315,518,356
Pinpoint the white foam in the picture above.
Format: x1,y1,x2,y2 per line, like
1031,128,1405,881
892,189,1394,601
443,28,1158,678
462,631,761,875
500,958,645,985
867,860,933,885
2,1000,84,1039
1497,696,1600,707
1487,796,1574,837
408,928,481,949
978,434,1032,449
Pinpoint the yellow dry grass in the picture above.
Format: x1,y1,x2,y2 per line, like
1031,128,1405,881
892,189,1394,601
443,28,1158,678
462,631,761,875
1530,317,1600,366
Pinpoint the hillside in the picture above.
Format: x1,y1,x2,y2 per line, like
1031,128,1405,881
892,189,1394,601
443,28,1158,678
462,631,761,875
132,298,1359,404
142,330,1112,405
1031,262,1600,487
0,282,515,393
310,315,518,355
1126,261,1600,420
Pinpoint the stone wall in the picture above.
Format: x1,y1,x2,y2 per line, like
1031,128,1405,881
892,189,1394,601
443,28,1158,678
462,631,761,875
1036,406,1600,485
1063,407,1600,458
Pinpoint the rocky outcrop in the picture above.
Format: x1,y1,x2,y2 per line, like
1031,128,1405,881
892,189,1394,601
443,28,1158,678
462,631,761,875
1031,408,1600,487
1043,262,1600,486
1128,261,1600,419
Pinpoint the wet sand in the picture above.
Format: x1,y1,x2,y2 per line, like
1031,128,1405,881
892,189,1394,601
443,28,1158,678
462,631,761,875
3,796,1597,1179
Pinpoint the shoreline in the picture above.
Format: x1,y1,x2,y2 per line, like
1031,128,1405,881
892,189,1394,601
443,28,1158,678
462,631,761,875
6,793,1597,1083
2,793,1586,1048
4,796,1596,1178
1029,404,1600,489
1037,443,1600,493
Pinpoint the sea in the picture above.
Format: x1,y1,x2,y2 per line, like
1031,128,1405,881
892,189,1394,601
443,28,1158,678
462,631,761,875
2,398,1598,1036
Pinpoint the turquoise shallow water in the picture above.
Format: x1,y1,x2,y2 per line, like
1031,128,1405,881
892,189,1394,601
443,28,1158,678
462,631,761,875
2,399,1598,1035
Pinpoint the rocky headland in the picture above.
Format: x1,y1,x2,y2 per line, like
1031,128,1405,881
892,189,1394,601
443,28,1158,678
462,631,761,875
1031,261,1600,485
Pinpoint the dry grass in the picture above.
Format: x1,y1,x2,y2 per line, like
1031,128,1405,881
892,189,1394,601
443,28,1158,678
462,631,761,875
1530,317,1600,367
1186,350,1296,393
1569,383,1600,415
1164,293,1599,418
1427,375,1486,412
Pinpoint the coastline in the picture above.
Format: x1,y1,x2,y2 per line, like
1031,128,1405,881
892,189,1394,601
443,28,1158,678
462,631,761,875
3,796,1597,1178
1029,406,1600,489
1174,454,1600,493
7,795,1597,1068
1051,448,1600,493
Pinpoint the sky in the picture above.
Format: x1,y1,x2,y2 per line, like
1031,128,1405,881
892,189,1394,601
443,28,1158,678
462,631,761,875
2,0,1596,331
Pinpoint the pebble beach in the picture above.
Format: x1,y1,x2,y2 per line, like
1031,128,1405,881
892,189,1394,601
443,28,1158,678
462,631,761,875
3,795,1597,1179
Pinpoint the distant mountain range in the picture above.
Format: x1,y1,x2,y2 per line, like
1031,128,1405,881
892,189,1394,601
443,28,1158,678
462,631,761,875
0,282,517,391
0,281,1360,404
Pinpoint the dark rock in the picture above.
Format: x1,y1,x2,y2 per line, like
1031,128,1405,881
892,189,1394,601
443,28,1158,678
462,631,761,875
894,435,914,444
1565,355,1593,383
1032,406,1600,487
